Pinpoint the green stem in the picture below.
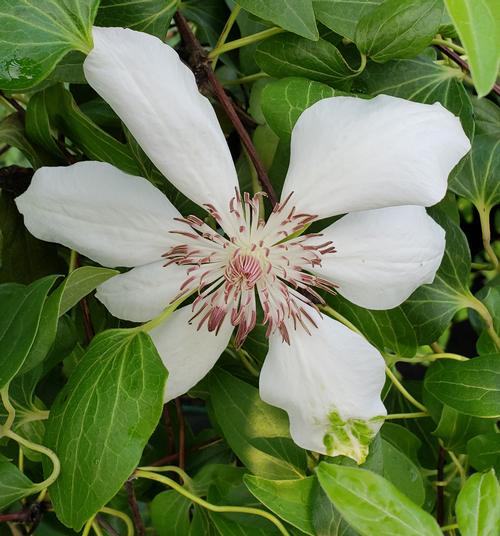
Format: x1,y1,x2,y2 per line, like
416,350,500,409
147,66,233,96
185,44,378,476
385,412,428,420
211,4,241,68
91,521,104,536
320,306,362,335
223,72,269,86
82,518,95,536
431,38,466,55
385,366,427,413
138,465,192,485
477,203,499,271
388,353,468,365
135,470,291,536
441,524,459,532
471,261,495,271
463,293,500,350
5,428,61,492
100,506,134,536
134,291,194,333
68,250,78,273
0,385,16,431
208,27,285,58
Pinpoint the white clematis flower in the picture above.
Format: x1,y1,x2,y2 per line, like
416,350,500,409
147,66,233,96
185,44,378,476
15,27,470,463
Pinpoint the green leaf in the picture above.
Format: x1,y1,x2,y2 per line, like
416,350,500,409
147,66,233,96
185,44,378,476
180,0,229,46
425,354,500,418
355,0,443,62
381,423,422,465
0,113,45,168
313,0,383,40
96,0,179,38
456,470,500,536
0,0,99,90
316,463,442,536
450,134,499,210
433,404,496,452
27,85,141,175
244,474,316,534
0,455,36,509
472,97,500,136
381,440,425,506
236,0,318,40
467,434,500,473
356,51,474,136
0,276,57,388
209,369,307,480
151,490,192,536
444,0,500,97
256,34,361,88
327,293,418,356
45,329,167,530
261,77,337,141
402,209,472,344
19,267,117,374
55,266,118,317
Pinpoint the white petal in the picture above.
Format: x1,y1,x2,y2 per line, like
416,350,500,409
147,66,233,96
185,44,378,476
313,206,445,309
260,307,386,462
151,306,233,402
95,261,188,322
281,95,470,218
15,161,181,268
84,27,238,212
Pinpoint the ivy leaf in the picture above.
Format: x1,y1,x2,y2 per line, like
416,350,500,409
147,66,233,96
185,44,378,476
0,455,36,510
151,490,192,536
0,113,46,168
209,369,307,480
381,440,425,506
0,276,57,389
467,434,500,473
313,0,383,40
256,34,361,88
45,329,167,531
450,134,499,211
26,84,141,175
424,354,500,418
444,0,500,97
244,474,316,534
96,0,178,37
402,209,472,344
0,0,99,90
456,470,500,536
356,51,474,137
235,0,318,40
261,77,338,140
472,97,500,136
0,193,63,284
327,293,418,357
316,463,442,536
355,0,443,62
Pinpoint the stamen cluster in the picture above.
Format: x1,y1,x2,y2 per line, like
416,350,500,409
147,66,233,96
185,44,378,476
163,191,337,346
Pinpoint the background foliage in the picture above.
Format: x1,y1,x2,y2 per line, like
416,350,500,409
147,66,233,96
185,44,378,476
0,0,499,535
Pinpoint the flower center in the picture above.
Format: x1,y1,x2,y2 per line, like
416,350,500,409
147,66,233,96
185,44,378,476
224,252,264,290
163,191,337,346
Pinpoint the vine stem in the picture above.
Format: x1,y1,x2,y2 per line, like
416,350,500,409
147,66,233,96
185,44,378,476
174,11,278,206
431,38,466,55
463,293,500,350
125,480,145,536
385,412,428,420
5,429,61,492
138,464,192,484
385,366,427,413
175,398,186,471
435,44,500,97
441,524,459,532
135,470,291,536
477,203,499,271
387,353,468,365
100,506,134,536
208,27,285,58
211,4,241,68
223,72,269,86
320,305,362,335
